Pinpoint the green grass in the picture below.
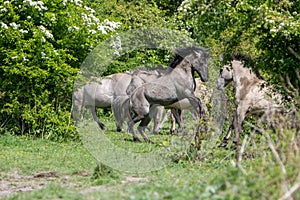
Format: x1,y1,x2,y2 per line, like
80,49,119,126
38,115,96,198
1,115,300,200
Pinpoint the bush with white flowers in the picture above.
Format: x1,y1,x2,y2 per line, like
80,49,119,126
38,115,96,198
0,0,120,140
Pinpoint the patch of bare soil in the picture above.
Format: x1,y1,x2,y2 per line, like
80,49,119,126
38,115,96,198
0,171,88,198
0,172,149,198
79,176,149,194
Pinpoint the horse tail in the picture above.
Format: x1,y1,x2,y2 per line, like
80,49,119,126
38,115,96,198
72,87,84,124
112,95,131,131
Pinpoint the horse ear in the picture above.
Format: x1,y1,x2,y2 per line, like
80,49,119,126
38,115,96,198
193,50,202,57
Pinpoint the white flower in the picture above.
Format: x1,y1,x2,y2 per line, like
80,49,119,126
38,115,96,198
97,25,107,34
4,1,9,4
23,56,29,62
73,0,82,6
40,25,53,39
97,26,107,34
279,22,285,29
0,22,8,29
41,52,46,58
113,50,120,56
50,13,56,21
10,22,20,29
103,19,121,30
89,29,97,34
84,6,95,13
1,8,7,12
23,0,48,11
68,26,79,32
270,28,278,33
20,29,28,33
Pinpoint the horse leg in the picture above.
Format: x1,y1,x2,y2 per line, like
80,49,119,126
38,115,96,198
219,119,234,148
137,114,153,143
170,112,175,134
150,105,164,134
112,97,126,132
128,114,144,142
158,109,172,132
231,105,248,157
90,106,105,130
170,108,182,134
188,96,204,118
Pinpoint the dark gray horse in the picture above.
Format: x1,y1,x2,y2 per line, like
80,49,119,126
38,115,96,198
113,69,165,133
127,46,210,142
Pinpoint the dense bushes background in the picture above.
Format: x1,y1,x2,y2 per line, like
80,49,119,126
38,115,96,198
0,0,299,140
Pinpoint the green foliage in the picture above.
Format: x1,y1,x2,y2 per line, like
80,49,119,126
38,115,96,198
1,0,298,141
0,0,120,140
177,0,300,85
2,124,300,199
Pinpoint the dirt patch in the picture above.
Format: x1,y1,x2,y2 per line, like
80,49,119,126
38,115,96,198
0,171,88,198
121,176,149,184
0,172,48,198
0,172,149,198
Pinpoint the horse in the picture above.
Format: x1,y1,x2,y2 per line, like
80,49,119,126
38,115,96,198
112,69,165,134
127,46,210,143
164,78,212,134
73,70,166,132
216,55,284,150
72,73,132,131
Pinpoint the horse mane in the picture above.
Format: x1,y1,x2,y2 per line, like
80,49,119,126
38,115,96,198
169,46,208,69
169,54,184,69
130,66,166,78
232,53,265,80
176,46,208,57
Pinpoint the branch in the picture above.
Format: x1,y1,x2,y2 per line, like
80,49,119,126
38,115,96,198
288,46,300,62
237,134,248,175
279,181,300,200
244,121,287,175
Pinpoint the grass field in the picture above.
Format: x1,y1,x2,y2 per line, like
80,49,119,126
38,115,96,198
1,115,300,199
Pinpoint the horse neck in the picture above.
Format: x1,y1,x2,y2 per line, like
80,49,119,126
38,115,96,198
166,59,195,89
232,63,261,88
171,59,193,76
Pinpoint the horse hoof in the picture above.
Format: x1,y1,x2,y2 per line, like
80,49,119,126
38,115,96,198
147,140,154,144
98,123,105,130
151,131,158,135
230,145,237,151
133,137,141,143
218,142,228,148
116,127,122,132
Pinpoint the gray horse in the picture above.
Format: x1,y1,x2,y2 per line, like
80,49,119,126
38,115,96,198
73,70,166,132
217,56,283,150
164,77,212,134
72,73,132,130
127,46,210,143
113,69,165,133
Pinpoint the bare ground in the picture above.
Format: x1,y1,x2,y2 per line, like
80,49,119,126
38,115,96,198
0,172,148,198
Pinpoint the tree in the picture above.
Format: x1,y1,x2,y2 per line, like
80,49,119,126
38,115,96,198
176,0,300,86
0,0,121,140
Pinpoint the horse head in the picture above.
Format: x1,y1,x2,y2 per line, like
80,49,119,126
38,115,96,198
216,63,233,90
176,46,209,82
